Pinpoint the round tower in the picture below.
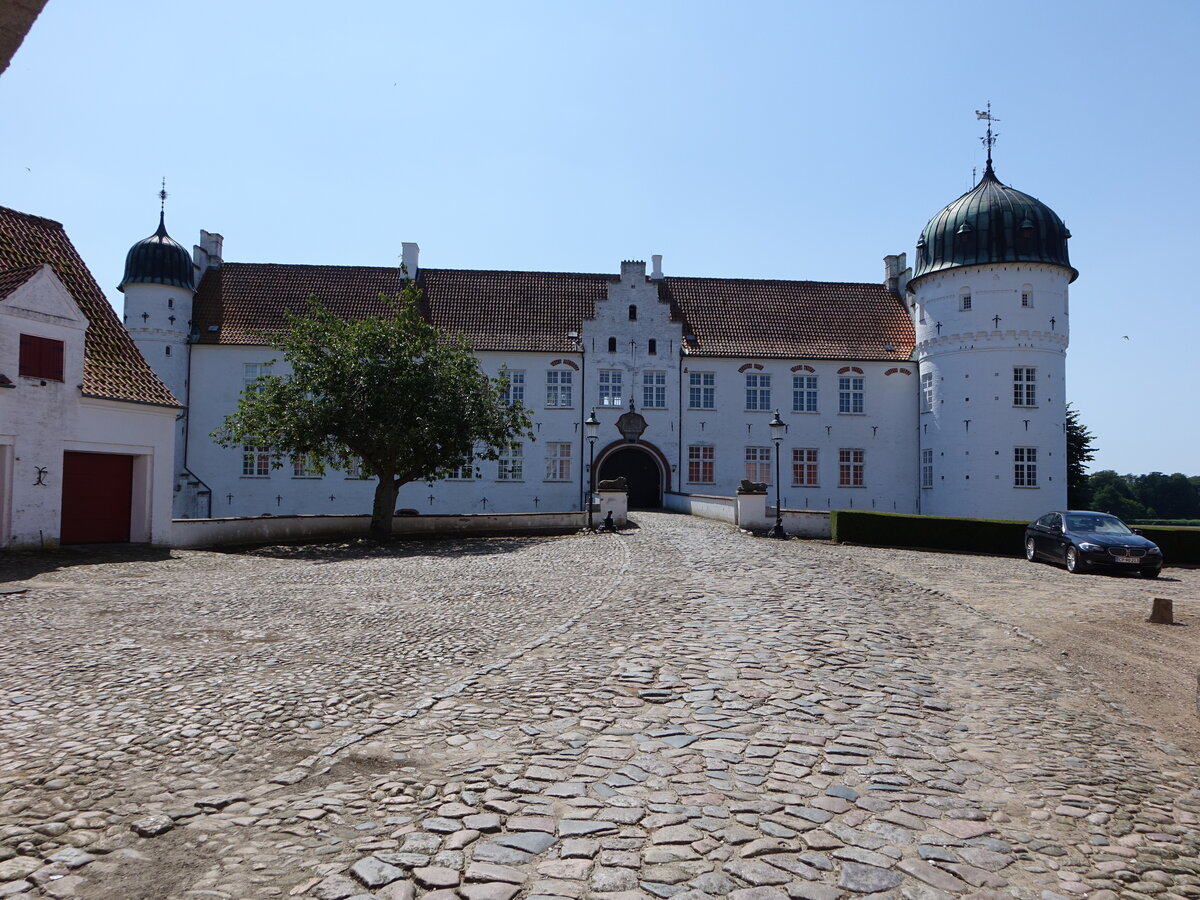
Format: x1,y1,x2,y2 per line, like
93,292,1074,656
120,209,197,498
908,156,1076,521
120,210,196,402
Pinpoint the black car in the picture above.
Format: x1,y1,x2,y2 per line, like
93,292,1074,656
1025,510,1163,577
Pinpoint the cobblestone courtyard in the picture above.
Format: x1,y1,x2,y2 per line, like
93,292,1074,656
2,513,1198,900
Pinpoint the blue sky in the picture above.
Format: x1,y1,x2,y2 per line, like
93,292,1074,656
2,0,1196,475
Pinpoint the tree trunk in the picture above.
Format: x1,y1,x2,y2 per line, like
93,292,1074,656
370,473,401,539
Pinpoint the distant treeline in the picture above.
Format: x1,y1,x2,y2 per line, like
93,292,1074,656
1085,471,1200,521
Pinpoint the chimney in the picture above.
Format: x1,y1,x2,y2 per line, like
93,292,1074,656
650,254,663,281
401,242,420,278
193,230,224,270
883,252,909,293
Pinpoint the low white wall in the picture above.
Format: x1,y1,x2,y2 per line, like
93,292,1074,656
776,507,832,538
172,511,585,549
663,491,737,524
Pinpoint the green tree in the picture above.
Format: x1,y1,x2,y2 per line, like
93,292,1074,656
213,284,531,538
1131,472,1199,519
1065,403,1097,509
1089,470,1151,520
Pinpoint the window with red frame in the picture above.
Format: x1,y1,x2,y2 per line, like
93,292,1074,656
19,335,64,381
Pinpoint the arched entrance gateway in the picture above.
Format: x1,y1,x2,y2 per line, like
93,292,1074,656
596,442,667,508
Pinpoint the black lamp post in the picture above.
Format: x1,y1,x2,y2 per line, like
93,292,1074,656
769,409,786,539
585,408,599,530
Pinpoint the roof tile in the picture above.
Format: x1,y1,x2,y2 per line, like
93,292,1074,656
0,206,178,406
192,262,914,360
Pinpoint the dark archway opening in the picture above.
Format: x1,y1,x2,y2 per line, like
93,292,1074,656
598,447,662,508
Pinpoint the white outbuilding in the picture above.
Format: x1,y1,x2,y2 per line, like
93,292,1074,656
0,206,179,547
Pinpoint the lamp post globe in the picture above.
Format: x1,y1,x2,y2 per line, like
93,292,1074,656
585,409,599,531
769,410,786,539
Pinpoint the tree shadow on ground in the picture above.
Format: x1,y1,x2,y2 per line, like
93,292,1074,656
0,544,178,585
209,533,567,564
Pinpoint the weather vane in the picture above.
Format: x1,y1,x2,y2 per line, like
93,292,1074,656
975,103,999,168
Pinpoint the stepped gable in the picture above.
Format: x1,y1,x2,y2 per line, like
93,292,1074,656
660,276,914,359
0,206,178,406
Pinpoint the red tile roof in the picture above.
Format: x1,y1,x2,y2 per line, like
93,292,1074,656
0,263,41,301
193,262,914,360
662,277,914,360
0,206,178,406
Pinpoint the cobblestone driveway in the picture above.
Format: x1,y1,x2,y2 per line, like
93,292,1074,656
1,513,1197,900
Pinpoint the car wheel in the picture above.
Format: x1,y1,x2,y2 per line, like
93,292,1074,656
1065,546,1089,574
1141,568,1161,579
1025,537,1037,561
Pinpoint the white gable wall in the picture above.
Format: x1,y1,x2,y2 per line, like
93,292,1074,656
0,268,175,547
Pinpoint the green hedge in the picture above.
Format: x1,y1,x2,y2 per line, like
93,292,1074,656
830,510,1027,555
830,511,1200,565
1132,525,1200,565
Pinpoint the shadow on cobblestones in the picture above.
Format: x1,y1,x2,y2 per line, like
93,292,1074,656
216,534,557,562
0,544,176,583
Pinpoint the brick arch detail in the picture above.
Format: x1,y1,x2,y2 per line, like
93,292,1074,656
593,439,672,493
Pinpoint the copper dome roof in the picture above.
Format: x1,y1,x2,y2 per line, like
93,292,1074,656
911,162,1077,287
118,212,194,292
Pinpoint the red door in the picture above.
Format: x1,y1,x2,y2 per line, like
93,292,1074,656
60,452,133,543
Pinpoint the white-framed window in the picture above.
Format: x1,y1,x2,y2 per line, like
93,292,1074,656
688,445,714,483
792,448,818,487
546,370,572,408
921,371,934,413
244,363,272,394
1021,285,1033,308
838,377,864,414
447,461,476,480
745,446,772,483
1014,447,1038,487
498,443,524,481
501,369,525,406
545,442,571,481
960,290,972,311
745,373,771,411
599,369,622,407
838,448,864,487
643,371,667,409
1013,367,1037,407
792,375,818,413
242,445,271,477
689,372,715,409
292,453,321,478
921,448,933,489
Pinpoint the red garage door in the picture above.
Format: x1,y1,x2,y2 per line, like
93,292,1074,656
61,452,133,543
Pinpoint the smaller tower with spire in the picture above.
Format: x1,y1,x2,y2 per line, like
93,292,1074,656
120,183,198,508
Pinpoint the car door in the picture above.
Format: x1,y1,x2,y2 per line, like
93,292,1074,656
1047,513,1069,560
1032,513,1058,557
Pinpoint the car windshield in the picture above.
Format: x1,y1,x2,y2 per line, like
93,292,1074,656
1065,514,1132,535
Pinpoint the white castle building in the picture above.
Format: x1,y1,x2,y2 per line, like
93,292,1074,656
119,154,1075,524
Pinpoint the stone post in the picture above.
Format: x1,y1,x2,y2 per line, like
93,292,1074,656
597,490,628,528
